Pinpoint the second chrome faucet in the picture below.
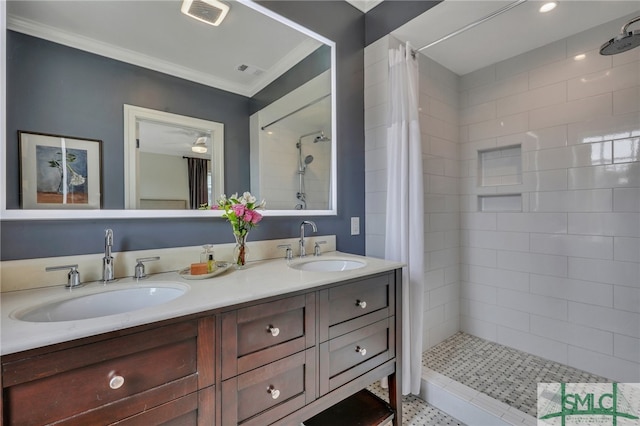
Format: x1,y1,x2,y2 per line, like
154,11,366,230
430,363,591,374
299,220,317,257
103,229,115,282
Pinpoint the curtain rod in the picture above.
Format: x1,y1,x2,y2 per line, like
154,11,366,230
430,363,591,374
411,0,527,57
261,93,331,131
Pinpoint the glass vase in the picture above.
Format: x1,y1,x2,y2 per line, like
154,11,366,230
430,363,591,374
233,233,249,269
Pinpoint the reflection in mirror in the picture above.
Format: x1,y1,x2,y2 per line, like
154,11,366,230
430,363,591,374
124,105,224,210
3,0,337,219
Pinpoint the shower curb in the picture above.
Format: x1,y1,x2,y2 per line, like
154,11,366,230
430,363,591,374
420,367,537,426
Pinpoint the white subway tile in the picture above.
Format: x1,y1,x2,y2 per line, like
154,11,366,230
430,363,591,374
460,213,496,231
498,289,567,321
522,169,568,192
462,247,497,268
568,163,640,190
443,230,460,250
613,137,640,164
530,189,612,213
497,327,568,365
461,138,496,160
567,346,639,382
430,98,458,125
569,257,640,288
430,282,459,308
425,268,445,290
365,191,386,214
468,73,528,107
364,102,388,130
497,212,567,233
365,234,385,259
430,137,458,160
468,112,528,141
530,233,613,259
568,62,640,101
614,237,640,263
568,213,640,237
568,112,640,145
569,302,640,338
461,315,497,342
444,264,460,285
425,231,444,252
464,299,529,332
424,155,445,176
614,334,640,364
497,251,567,277
531,274,613,307
496,39,567,81
430,213,459,231
523,143,613,171
364,35,388,68
430,175,458,195
497,82,566,118
423,304,445,328
613,87,640,116
615,286,640,313
365,213,386,236
364,148,387,172
365,169,387,193
467,265,529,292
464,230,530,252
431,248,459,270
613,188,640,212
461,281,498,304
522,125,568,151
529,93,612,130
529,50,611,89
531,315,613,355
364,56,388,89
460,101,496,126
365,125,387,151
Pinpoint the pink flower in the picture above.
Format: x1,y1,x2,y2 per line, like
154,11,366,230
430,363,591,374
244,209,254,223
232,204,245,217
250,210,263,224
211,205,219,210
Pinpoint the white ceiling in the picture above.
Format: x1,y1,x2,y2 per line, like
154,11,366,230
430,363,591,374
392,0,640,75
6,0,324,97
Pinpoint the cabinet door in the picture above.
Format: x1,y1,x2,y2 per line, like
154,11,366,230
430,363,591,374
221,293,315,378
221,348,316,426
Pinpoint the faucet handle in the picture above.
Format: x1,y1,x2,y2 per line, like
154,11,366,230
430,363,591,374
277,244,293,261
134,256,160,280
46,264,81,289
314,241,327,256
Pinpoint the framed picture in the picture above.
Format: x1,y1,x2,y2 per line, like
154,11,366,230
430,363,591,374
19,131,103,209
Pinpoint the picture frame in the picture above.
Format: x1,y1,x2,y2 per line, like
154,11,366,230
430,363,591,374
19,131,103,209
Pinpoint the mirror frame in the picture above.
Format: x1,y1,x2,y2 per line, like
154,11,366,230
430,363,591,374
0,0,337,220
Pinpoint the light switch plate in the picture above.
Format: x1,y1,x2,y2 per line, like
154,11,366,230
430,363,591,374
350,217,360,235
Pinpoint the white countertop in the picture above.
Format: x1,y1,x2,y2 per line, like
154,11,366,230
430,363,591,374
1,252,403,356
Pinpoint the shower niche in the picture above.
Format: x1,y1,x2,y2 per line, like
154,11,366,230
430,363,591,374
477,145,522,212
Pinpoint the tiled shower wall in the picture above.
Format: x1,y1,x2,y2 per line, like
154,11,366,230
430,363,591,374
364,35,461,351
459,13,639,382
364,13,639,381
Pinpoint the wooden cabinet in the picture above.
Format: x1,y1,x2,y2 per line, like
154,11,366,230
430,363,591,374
1,269,402,426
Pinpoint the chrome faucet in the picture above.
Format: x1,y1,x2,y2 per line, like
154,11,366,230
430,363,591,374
299,220,317,257
102,229,115,282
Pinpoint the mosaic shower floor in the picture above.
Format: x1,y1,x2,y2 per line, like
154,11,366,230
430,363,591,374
368,382,466,426
422,332,611,417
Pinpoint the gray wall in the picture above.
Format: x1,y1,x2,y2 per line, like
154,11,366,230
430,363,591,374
1,1,366,260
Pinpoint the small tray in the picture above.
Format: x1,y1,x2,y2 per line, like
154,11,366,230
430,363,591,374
179,262,233,280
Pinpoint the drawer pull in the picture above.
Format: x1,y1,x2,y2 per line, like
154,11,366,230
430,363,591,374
267,325,280,337
355,346,367,356
356,300,367,309
267,385,280,400
109,375,125,390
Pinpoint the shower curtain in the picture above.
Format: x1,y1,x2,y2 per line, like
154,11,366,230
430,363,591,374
385,42,425,396
187,157,208,209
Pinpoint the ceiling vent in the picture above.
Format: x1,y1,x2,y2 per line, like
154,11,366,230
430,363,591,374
181,0,229,27
236,64,265,77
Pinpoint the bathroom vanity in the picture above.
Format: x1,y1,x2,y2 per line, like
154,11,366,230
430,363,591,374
0,254,403,425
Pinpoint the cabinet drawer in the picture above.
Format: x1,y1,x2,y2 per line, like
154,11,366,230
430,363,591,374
3,321,198,425
221,348,316,426
319,273,394,341
319,317,394,395
221,294,315,378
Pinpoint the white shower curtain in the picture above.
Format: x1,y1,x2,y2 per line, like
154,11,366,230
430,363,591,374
385,42,424,396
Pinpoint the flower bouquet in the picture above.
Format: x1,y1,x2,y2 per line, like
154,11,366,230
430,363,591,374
212,192,265,268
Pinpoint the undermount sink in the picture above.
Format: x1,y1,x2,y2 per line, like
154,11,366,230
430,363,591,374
289,258,366,272
14,284,187,323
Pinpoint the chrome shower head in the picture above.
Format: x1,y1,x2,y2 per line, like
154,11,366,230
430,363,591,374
304,155,314,165
600,16,640,55
313,132,330,143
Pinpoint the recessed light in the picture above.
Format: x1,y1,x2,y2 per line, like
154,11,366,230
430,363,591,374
539,2,557,13
574,54,586,61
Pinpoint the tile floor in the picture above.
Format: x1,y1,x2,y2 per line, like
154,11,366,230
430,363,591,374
422,332,610,417
368,382,467,426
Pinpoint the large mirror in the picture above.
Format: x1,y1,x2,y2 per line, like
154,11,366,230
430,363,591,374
2,0,336,219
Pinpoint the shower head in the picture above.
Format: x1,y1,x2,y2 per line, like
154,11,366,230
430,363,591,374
313,132,331,143
600,16,640,55
304,155,314,165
